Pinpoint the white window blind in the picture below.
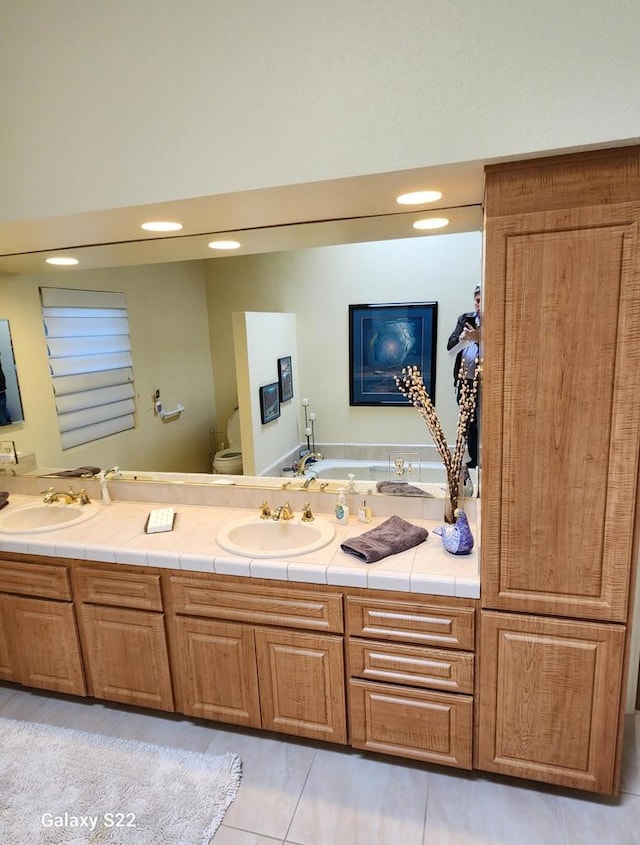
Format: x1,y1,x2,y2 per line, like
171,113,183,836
40,287,136,450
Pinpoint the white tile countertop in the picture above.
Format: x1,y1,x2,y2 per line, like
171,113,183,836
0,493,480,598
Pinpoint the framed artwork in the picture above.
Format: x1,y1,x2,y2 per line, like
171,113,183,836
277,356,293,402
349,301,438,406
259,382,280,424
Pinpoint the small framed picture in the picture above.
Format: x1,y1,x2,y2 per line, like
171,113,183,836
259,382,280,424
277,356,293,402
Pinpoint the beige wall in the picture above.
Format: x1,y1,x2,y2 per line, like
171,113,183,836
207,232,482,449
0,262,216,472
1,2,639,223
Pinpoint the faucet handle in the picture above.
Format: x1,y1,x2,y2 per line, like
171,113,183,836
76,488,91,505
301,502,314,522
259,500,272,519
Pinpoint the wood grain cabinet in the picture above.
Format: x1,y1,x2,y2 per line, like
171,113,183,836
479,147,640,794
168,575,347,744
346,595,475,769
74,565,174,711
0,558,85,696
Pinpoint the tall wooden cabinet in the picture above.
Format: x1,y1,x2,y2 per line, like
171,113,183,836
478,147,640,794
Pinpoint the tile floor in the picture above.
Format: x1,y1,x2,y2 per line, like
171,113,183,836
1,682,639,844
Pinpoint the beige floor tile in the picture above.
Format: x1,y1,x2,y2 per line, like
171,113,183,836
620,712,640,796
287,747,429,845
423,769,568,845
558,790,640,845
213,826,283,844
202,727,317,840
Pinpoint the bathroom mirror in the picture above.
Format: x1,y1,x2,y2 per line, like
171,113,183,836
0,210,482,498
0,320,24,426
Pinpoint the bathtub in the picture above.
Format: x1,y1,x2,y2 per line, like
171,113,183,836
306,458,447,486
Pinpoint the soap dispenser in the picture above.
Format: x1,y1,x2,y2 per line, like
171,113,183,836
335,489,349,525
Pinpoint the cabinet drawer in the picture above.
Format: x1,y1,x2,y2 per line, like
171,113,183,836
348,638,474,694
75,566,163,611
346,596,474,650
0,559,71,600
170,576,343,633
349,678,472,769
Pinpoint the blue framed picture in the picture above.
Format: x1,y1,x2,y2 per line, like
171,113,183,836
349,301,438,406
259,382,280,424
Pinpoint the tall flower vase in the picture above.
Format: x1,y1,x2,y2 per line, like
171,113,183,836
444,470,464,524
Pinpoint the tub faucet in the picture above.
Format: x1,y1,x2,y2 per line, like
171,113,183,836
302,472,318,489
296,452,323,476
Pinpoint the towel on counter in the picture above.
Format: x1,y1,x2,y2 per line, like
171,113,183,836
45,466,102,478
0,492,9,510
340,515,428,563
376,481,434,498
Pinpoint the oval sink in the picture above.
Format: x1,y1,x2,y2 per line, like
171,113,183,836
0,502,100,534
217,515,336,559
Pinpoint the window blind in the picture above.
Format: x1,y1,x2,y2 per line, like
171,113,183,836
40,287,136,450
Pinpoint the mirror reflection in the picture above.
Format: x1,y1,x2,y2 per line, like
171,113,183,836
0,320,24,426
0,222,482,498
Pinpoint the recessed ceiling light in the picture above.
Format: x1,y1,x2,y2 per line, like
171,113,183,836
140,221,183,232
45,256,79,266
412,217,450,231
396,190,443,205
208,240,241,250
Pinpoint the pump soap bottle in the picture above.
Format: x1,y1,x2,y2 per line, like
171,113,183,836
335,490,349,525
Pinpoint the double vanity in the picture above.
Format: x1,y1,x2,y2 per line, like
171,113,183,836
0,474,480,772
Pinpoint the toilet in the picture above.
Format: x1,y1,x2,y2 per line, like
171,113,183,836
213,409,243,475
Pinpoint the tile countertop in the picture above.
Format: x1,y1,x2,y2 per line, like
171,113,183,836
0,494,480,598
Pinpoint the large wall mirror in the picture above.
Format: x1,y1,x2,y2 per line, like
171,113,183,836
0,320,24,427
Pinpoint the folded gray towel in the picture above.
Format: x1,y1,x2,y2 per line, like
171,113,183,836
376,481,434,498
340,515,428,563
0,492,9,510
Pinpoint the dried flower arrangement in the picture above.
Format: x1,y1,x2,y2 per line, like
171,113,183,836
395,363,479,520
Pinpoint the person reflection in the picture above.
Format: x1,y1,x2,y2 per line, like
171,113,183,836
447,284,481,471
0,355,12,426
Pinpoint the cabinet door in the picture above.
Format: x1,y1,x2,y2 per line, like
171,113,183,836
350,679,472,769
255,628,347,744
482,195,640,621
6,595,86,696
78,604,173,711
477,610,625,794
0,595,17,682
172,615,260,728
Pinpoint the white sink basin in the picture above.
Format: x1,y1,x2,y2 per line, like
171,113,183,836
0,502,100,534
217,514,336,559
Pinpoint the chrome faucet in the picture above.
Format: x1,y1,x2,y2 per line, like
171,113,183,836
296,452,323,476
272,501,294,520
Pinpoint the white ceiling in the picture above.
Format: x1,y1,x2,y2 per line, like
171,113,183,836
0,159,487,275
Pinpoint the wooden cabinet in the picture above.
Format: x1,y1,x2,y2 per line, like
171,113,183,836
477,611,625,794
479,147,640,795
346,595,475,769
74,565,174,711
172,615,260,727
0,557,85,696
168,574,347,744
255,627,346,743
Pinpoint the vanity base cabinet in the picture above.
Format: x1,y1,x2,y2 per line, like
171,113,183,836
346,595,476,769
77,604,174,712
0,557,85,696
172,615,261,728
350,679,472,768
476,610,626,794
73,565,174,712
2,594,86,696
255,627,346,744
167,574,347,745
